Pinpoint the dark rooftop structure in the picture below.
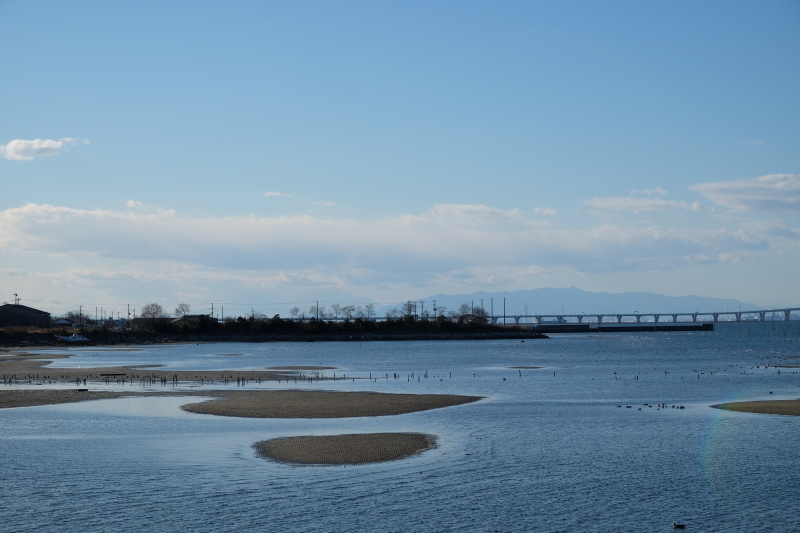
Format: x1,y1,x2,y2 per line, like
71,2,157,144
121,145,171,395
0,304,52,327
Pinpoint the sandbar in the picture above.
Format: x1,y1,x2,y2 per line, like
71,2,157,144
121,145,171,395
0,389,482,418
0,353,296,383
181,390,481,418
269,365,337,370
255,432,437,465
712,399,800,416
0,389,139,409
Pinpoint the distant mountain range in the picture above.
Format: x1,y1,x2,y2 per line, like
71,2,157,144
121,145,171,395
391,287,760,317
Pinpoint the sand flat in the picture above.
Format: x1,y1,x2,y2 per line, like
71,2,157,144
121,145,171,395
1,389,482,417
269,365,337,370
181,390,482,418
712,399,800,416
0,389,137,408
255,433,437,465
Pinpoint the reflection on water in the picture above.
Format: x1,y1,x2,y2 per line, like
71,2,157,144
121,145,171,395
2,323,799,532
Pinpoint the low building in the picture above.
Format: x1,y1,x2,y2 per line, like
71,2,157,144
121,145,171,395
171,314,218,325
0,304,52,327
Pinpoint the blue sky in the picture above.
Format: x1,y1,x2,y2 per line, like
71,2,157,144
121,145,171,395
1,0,799,318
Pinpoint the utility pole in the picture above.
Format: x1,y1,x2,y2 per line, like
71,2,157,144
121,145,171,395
420,301,424,319
433,299,437,316
79,305,83,326
491,298,494,320
503,297,506,325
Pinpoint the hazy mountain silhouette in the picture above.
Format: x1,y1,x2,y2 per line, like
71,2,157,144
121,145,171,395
411,287,759,317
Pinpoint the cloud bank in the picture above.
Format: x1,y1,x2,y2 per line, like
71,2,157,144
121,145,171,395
1,174,796,308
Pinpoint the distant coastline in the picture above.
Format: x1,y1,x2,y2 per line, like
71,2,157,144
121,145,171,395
0,326,548,348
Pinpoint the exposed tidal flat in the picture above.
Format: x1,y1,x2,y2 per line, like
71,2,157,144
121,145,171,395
1,322,799,532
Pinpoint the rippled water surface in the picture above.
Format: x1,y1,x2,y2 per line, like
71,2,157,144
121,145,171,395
2,323,799,532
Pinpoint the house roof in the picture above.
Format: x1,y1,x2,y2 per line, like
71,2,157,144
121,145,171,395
0,304,50,315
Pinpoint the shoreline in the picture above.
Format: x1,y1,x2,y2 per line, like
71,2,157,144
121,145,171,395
0,329,548,350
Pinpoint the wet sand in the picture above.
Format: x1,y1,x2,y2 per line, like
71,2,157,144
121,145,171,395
712,399,800,416
255,433,437,465
0,389,142,408
181,390,481,418
269,365,337,370
0,350,300,383
0,388,481,414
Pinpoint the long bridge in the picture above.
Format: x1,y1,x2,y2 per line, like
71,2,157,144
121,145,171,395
489,307,800,325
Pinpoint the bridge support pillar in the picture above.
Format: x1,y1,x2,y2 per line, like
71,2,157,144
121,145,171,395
786,310,791,321
654,315,660,323
597,315,603,324
672,314,678,323
713,313,719,322
513,316,520,324
735,312,742,322
759,312,766,322
692,314,697,322
616,315,622,323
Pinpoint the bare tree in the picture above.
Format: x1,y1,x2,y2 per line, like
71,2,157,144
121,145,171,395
473,306,488,318
289,306,300,320
331,304,342,320
141,303,166,319
364,303,375,320
457,302,471,317
309,303,326,320
174,303,191,318
341,305,356,320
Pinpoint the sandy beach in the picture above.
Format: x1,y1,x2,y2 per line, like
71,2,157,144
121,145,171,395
712,399,800,416
255,433,437,465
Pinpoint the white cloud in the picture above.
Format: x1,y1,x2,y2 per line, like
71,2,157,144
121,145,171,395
264,191,293,197
584,196,708,214
629,187,668,196
0,137,89,161
533,207,558,216
691,174,800,214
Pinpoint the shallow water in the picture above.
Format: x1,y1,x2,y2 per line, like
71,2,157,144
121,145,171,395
2,323,799,532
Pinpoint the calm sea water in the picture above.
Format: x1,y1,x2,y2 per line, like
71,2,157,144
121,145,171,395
2,322,799,532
